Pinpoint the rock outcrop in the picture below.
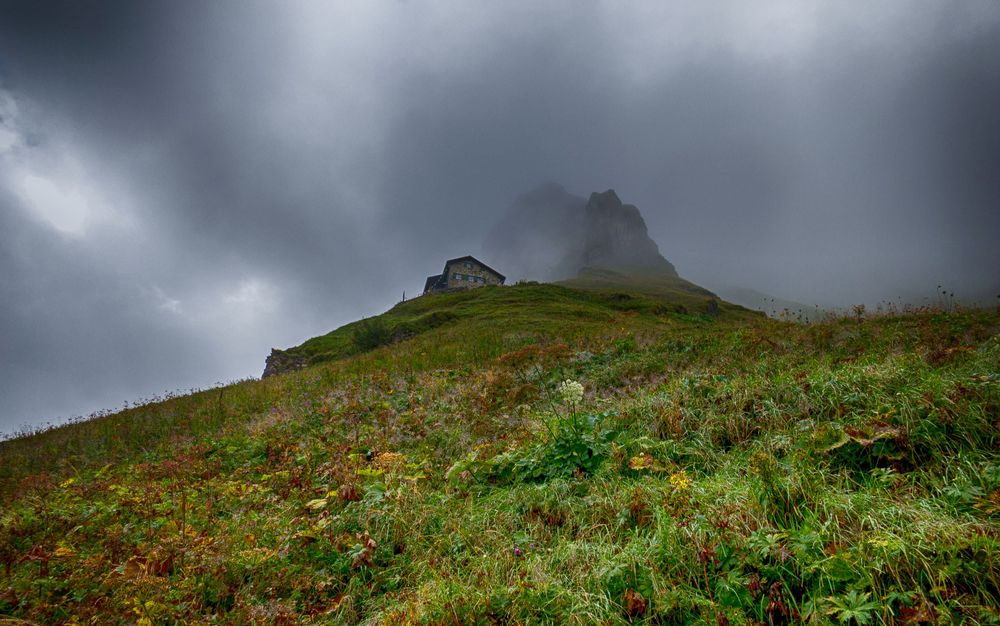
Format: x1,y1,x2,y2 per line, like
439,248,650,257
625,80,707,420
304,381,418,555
579,189,677,276
483,183,677,282
262,348,308,379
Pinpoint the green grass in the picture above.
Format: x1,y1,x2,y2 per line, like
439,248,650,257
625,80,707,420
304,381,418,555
558,267,735,315
0,282,998,624
268,281,755,374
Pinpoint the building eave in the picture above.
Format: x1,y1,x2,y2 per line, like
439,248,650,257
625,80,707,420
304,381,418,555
442,255,506,282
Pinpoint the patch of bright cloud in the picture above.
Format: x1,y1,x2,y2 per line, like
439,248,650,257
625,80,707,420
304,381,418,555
1,89,127,237
223,278,278,313
13,171,93,235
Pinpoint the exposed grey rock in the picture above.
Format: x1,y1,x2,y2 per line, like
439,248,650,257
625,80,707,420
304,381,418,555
262,348,308,379
483,183,677,282
579,189,677,276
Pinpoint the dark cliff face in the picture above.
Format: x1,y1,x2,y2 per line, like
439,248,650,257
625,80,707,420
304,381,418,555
579,189,677,276
483,183,678,282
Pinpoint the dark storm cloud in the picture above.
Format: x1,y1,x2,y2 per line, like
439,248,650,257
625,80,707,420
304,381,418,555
371,2,1000,305
0,187,219,426
1,1,998,432
0,1,390,430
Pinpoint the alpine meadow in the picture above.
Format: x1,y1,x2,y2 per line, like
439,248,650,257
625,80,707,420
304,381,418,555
2,280,998,623
2,2,1000,625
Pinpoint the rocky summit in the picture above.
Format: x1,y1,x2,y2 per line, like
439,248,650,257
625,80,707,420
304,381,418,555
580,189,677,277
484,183,677,283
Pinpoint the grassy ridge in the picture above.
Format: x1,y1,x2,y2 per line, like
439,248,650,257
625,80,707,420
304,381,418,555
558,267,723,310
266,276,751,375
0,284,998,624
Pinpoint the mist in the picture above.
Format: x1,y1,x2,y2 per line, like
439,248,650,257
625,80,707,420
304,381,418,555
1,1,998,433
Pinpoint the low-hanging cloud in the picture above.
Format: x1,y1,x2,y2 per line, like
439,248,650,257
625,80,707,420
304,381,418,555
0,0,998,433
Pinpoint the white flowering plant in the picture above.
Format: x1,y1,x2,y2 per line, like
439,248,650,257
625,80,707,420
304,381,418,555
519,379,610,479
550,378,586,435
482,378,616,482
557,379,584,407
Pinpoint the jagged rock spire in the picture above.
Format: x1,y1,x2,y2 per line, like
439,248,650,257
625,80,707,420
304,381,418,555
484,183,677,282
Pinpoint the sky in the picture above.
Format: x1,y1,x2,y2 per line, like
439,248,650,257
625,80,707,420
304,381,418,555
1,1,998,434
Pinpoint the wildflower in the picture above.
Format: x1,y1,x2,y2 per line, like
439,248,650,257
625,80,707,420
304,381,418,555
514,547,523,557
669,470,691,491
557,379,584,406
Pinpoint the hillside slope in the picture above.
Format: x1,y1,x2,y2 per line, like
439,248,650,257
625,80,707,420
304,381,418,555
709,285,832,320
264,280,749,378
559,267,721,308
1,285,998,624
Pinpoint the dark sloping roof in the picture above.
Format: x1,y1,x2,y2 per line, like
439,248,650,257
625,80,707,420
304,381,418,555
423,274,445,293
443,255,506,281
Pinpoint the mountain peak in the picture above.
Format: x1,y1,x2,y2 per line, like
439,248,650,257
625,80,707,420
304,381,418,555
484,183,677,282
587,188,622,208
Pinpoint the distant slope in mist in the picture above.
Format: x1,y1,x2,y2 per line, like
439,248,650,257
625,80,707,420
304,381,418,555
557,267,746,316
709,285,831,319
